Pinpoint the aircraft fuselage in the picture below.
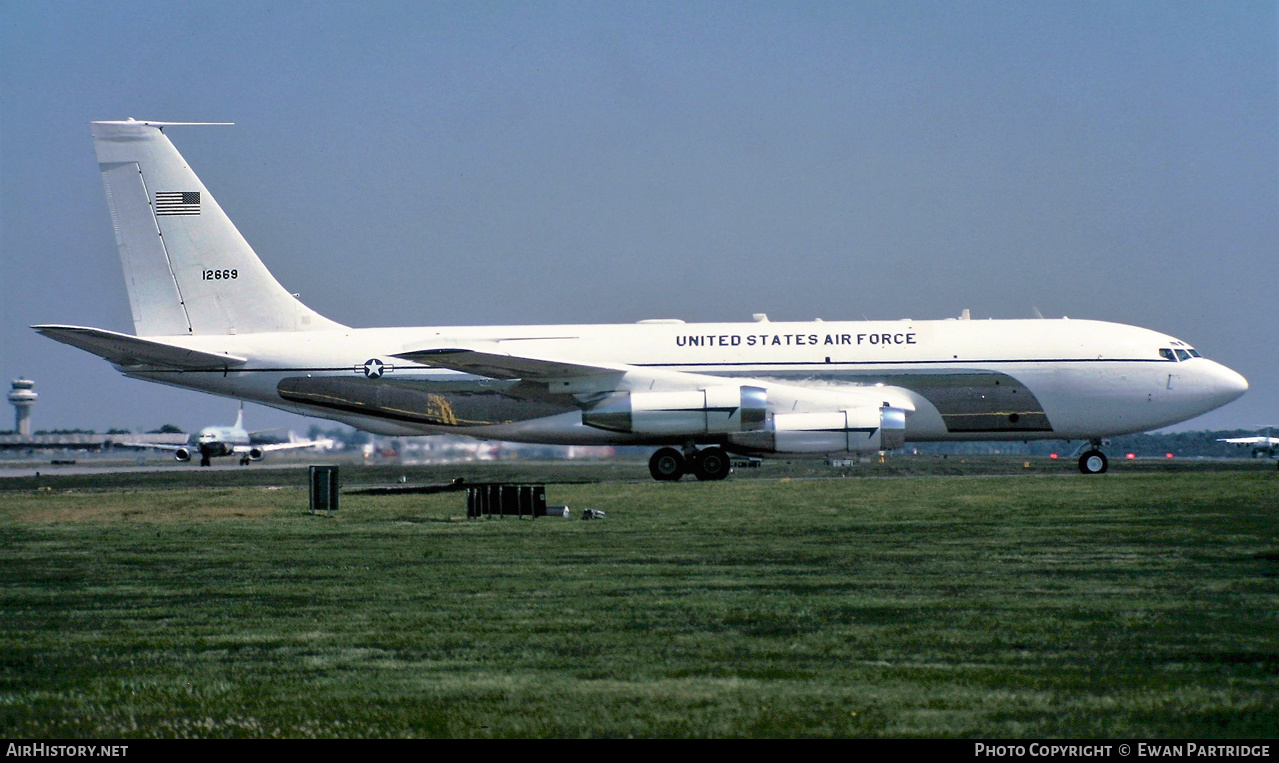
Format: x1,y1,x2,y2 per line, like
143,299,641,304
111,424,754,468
119,317,1247,447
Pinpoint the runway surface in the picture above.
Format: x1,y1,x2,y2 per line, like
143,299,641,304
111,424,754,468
0,460,319,479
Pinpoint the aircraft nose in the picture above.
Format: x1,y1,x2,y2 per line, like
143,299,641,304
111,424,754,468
1205,361,1248,406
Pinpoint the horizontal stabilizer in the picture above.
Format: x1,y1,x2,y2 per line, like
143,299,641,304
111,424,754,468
395,348,622,381
33,325,246,369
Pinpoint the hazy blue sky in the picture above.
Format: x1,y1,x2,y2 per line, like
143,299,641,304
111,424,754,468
2,1,1275,436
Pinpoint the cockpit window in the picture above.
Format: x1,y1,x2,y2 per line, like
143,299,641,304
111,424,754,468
1175,349,1191,361
1188,349,1201,358
1160,349,1177,362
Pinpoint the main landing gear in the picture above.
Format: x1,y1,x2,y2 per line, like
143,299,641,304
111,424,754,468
1077,441,1109,475
648,446,732,482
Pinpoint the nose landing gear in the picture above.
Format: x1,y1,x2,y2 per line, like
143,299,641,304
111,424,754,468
1078,441,1109,475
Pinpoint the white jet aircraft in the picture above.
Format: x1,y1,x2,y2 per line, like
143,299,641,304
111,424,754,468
1217,427,1278,461
36,120,1249,480
121,406,333,466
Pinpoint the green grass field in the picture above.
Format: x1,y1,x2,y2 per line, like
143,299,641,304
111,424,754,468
1,466,1276,738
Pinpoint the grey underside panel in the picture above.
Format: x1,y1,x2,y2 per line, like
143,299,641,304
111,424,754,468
278,369,1051,434
744,370,1052,433
276,376,575,427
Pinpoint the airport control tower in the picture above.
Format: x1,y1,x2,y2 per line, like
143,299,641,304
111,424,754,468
9,378,37,435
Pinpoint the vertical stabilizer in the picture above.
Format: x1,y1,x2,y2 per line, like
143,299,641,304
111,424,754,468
91,120,344,336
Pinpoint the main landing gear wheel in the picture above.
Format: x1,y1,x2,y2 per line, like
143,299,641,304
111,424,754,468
691,447,731,481
649,448,685,481
690,447,731,483
200,455,211,467
1078,449,1109,475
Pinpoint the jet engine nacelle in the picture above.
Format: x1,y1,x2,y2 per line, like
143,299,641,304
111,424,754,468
728,405,907,454
175,447,191,462
248,448,265,461
583,386,767,435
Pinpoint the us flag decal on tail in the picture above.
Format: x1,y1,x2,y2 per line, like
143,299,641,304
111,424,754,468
155,191,201,215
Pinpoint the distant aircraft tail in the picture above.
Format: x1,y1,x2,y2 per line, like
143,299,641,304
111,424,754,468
91,120,344,337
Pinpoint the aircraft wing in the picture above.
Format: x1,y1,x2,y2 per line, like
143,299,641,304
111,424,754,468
116,441,189,451
233,436,335,455
34,325,247,369
393,348,625,381
394,346,917,413
251,440,329,453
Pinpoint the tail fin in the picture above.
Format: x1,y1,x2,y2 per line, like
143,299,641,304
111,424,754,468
91,120,344,336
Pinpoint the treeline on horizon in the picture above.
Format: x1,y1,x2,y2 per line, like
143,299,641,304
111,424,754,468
297,425,1267,460
909,430,1271,458
2,425,1269,460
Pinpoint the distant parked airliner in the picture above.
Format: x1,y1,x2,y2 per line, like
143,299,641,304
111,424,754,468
1218,427,1278,466
121,405,333,466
